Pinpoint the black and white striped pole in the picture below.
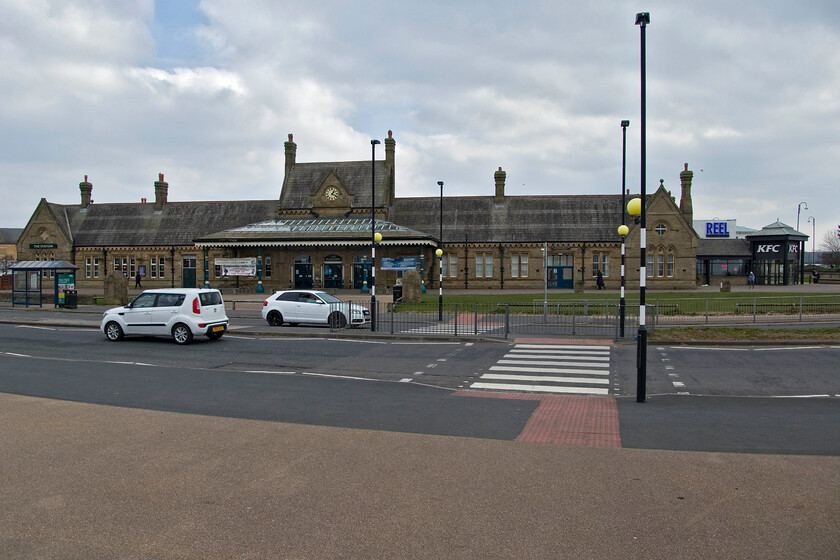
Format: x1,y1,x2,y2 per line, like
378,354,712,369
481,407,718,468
634,11,650,403
370,139,381,332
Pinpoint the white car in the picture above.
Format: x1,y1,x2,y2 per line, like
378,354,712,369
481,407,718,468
262,290,370,328
101,288,229,344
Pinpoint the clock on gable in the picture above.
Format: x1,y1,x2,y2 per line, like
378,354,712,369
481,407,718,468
325,186,340,201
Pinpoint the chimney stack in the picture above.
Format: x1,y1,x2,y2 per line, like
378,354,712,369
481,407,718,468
679,163,694,224
384,130,396,202
494,167,506,204
79,175,92,209
154,173,168,211
284,133,297,178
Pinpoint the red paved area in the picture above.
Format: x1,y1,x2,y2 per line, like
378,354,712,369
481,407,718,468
456,392,622,448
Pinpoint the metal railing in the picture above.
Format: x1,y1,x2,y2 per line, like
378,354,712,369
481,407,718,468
331,295,840,339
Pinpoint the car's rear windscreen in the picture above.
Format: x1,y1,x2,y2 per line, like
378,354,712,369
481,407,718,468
199,292,223,306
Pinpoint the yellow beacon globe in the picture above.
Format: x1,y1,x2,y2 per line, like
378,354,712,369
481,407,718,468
435,249,443,256
374,232,382,242
618,225,629,236
627,197,642,216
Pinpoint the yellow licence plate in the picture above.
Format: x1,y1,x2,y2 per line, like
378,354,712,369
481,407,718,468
211,325,225,333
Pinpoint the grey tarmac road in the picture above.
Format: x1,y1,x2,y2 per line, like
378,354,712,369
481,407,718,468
1,307,839,558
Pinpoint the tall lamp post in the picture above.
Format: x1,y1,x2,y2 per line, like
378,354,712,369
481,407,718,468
618,225,628,337
370,139,380,332
619,119,630,337
807,216,815,267
438,180,444,321
797,201,808,284
635,11,650,403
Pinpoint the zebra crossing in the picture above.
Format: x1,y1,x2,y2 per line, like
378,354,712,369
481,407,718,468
469,343,612,395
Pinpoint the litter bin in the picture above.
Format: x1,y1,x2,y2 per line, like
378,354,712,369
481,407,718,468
64,289,78,309
392,285,403,302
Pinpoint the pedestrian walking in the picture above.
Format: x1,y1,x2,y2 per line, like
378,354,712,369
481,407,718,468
748,271,755,289
596,270,605,290
135,271,142,288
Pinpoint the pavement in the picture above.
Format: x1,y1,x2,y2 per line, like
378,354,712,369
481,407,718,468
1,285,839,558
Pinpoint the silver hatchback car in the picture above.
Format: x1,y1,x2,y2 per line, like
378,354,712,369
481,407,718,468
262,290,370,328
101,288,229,344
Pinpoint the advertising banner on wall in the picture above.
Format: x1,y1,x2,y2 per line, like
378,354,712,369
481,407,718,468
380,257,418,271
215,258,257,277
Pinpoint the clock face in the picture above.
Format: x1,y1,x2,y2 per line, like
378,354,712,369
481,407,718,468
325,187,339,201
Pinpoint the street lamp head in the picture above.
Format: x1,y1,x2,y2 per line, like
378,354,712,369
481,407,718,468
618,225,629,236
371,139,380,145
635,12,650,26
437,181,444,187
621,120,630,128
435,249,443,257
627,197,642,216
374,232,382,243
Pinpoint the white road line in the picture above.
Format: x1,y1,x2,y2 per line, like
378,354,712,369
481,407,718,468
245,370,296,375
15,325,56,330
496,359,608,368
672,381,685,388
489,365,609,375
2,352,31,357
481,373,609,385
510,348,609,355
514,344,611,351
504,353,610,361
667,347,749,351
754,346,823,351
469,382,609,395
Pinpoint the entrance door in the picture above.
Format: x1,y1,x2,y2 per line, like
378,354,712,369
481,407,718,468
323,255,343,289
182,255,196,288
547,266,574,289
353,255,371,289
294,255,313,289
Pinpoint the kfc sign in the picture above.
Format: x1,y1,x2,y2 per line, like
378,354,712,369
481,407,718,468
756,244,780,253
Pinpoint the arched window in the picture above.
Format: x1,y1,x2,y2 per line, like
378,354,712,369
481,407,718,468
657,249,665,277
667,249,675,277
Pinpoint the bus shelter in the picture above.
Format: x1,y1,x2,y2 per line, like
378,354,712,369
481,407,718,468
11,261,79,308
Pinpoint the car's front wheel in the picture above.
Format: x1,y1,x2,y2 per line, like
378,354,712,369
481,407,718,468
266,310,284,326
172,323,194,345
329,312,348,329
104,321,124,341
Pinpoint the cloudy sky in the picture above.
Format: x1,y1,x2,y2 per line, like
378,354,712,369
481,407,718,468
2,1,838,246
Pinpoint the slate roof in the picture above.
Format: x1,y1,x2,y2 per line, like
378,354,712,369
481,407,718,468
279,161,390,210
696,239,751,257
389,195,627,244
746,220,808,240
0,228,23,244
49,200,277,247
12,260,78,270
195,217,434,247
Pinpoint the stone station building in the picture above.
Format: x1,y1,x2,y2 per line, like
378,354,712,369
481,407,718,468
16,131,701,295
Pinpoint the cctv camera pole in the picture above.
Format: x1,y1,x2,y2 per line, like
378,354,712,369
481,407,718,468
636,12,649,403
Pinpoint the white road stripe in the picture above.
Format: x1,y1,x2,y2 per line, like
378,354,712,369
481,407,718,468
514,344,611,351
496,359,608,368
482,373,609,385
469,382,609,395
489,365,610,375
504,353,610,361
